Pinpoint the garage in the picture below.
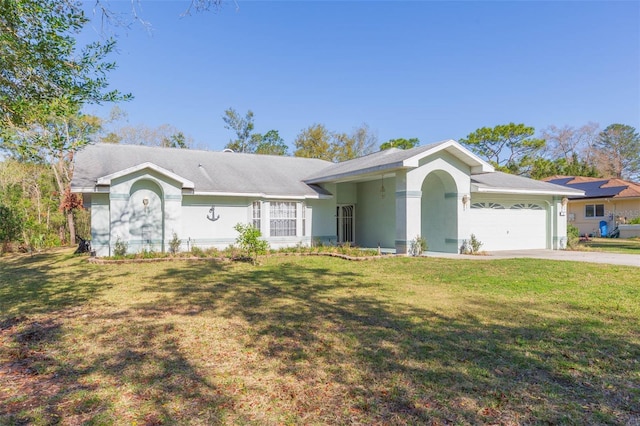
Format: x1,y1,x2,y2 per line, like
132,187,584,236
468,200,548,251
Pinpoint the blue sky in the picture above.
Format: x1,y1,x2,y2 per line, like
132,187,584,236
81,1,640,153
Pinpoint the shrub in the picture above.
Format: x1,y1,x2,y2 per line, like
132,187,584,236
408,235,427,256
461,234,483,255
629,216,640,225
191,246,206,258
169,232,181,255
469,234,483,253
113,236,128,257
566,224,580,249
234,223,269,264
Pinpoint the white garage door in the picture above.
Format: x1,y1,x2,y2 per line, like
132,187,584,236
468,202,548,251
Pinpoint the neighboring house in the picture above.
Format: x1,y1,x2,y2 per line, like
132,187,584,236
543,176,640,237
71,141,582,257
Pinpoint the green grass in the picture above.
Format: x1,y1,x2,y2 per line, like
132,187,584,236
1,249,639,425
578,237,640,254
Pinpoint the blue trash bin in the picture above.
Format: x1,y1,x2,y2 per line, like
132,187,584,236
599,220,608,237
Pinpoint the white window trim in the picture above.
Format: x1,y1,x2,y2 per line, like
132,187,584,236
585,203,605,219
269,200,298,237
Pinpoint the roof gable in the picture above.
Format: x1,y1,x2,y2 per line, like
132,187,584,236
96,162,195,189
304,139,494,183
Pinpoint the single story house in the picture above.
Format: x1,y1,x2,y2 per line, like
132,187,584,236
542,176,640,238
71,141,583,257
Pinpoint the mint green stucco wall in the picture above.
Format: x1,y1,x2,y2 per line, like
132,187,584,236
356,178,396,249
421,172,458,253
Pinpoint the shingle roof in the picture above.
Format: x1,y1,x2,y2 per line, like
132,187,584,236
72,143,583,200
304,140,493,183
472,172,584,195
543,176,640,199
72,144,333,198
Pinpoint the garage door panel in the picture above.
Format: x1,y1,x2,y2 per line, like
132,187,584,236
468,202,547,251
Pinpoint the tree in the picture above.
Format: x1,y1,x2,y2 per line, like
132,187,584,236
592,124,640,180
459,123,545,175
294,124,333,161
222,108,255,153
165,132,189,149
529,154,600,180
0,204,22,253
234,222,269,265
541,123,599,163
2,103,101,244
254,130,288,156
294,123,376,162
349,123,378,158
380,138,420,150
0,159,66,250
103,124,193,148
0,0,130,130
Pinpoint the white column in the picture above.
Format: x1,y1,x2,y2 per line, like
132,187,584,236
395,170,422,254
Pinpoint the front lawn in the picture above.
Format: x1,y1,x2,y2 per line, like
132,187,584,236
1,250,638,425
578,237,640,254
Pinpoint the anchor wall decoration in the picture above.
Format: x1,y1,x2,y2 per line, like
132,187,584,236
207,206,220,222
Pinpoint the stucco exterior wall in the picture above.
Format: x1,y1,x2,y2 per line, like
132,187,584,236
181,195,252,250
94,169,184,256
90,193,110,257
307,197,336,245
355,177,396,249
395,151,471,254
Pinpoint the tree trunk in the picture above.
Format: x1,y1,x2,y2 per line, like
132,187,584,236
67,210,76,246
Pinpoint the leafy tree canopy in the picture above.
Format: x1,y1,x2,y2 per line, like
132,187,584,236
222,108,288,155
529,153,601,180
460,123,545,175
254,130,288,156
0,0,130,130
294,123,376,162
380,138,420,150
222,108,255,153
294,124,333,161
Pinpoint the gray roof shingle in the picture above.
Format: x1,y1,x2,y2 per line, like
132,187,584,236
303,141,452,182
72,144,333,198
472,172,584,195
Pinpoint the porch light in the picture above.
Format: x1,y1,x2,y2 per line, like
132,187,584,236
142,197,149,207
462,194,470,209
380,175,386,199
560,197,568,216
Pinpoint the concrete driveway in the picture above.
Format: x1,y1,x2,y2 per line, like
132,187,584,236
427,249,640,267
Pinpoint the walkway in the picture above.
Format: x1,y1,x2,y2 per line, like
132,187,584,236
426,249,639,268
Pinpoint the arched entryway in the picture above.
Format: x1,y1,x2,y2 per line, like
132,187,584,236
421,171,458,253
129,179,164,252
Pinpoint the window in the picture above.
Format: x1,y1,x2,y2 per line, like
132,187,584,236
270,201,297,237
252,201,261,230
585,204,604,218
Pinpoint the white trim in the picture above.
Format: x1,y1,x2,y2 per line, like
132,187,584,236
404,139,495,173
96,162,195,189
190,191,329,200
473,186,584,196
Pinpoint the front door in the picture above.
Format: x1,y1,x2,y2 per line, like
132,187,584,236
336,205,355,244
